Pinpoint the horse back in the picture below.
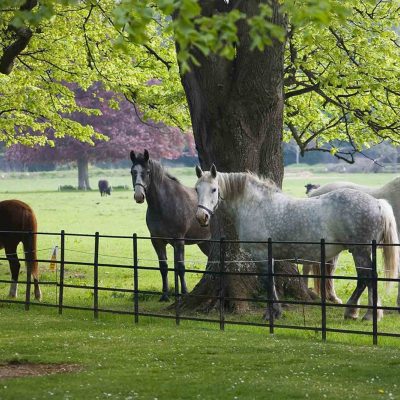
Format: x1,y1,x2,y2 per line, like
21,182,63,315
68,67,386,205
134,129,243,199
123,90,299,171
0,200,37,247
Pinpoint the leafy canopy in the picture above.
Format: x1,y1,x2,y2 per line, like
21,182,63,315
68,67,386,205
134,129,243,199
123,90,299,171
1,0,399,160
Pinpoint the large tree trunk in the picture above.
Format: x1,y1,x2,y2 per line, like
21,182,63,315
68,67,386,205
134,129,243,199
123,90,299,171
77,156,91,190
177,0,313,312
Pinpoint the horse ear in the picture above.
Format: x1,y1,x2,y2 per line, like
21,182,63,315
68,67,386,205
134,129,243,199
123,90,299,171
144,149,150,161
210,164,217,178
130,151,136,163
195,165,203,178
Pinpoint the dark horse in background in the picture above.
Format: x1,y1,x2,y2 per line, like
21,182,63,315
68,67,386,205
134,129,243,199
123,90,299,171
98,179,111,196
130,150,210,301
0,200,41,300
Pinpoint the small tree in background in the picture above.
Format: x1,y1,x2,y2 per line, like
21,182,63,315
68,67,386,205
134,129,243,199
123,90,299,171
6,83,195,189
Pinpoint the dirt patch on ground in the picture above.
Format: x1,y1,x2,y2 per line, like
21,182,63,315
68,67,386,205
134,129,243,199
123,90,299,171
0,361,82,380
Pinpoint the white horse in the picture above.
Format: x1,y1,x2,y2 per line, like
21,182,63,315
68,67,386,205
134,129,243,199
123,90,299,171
195,165,399,321
308,178,400,224
307,177,400,306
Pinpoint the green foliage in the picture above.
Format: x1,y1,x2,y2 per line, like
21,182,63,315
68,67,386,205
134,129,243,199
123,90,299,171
0,0,187,146
284,0,400,154
0,0,399,154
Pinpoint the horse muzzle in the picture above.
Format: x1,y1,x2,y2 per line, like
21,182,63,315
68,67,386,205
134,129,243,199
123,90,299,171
196,208,210,227
134,192,145,204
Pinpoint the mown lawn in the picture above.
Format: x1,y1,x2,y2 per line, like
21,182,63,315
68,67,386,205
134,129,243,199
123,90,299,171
0,166,399,399
1,306,400,400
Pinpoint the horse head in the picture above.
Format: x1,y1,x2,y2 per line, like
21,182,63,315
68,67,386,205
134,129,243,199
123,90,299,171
194,164,219,227
130,149,151,203
305,183,320,195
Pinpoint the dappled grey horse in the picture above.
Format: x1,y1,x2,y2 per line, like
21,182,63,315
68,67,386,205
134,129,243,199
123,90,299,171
130,150,210,301
195,165,399,321
306,177,400,306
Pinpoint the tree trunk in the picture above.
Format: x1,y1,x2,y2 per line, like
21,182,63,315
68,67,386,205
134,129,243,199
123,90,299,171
177,0,313,312
77,157,91,190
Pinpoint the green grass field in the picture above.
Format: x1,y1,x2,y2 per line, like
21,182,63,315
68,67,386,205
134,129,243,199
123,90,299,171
0,166,400,399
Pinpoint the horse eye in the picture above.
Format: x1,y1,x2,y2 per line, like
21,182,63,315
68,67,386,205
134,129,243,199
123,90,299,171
212,188,216,193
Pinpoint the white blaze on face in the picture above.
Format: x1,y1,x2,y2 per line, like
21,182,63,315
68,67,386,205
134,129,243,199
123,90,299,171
195,174,219,227
132,165,146,203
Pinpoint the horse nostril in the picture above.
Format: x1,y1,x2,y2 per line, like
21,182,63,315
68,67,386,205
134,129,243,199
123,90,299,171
204,214,209,222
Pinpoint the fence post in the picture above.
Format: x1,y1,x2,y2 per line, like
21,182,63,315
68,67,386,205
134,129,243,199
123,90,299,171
320,239,327,342
219,237,225,331
58,230,65,315
267,238,274,335
173,239,180,326
133,234,139,324
93,232,99,319
372,239,378,346
25,231,33,311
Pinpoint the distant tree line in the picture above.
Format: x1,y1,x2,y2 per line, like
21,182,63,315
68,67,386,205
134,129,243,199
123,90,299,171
284,140,400,169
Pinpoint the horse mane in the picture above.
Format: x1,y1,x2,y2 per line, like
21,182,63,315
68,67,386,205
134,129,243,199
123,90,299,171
382,176,400,191
217,172,280,199
149,160,180,185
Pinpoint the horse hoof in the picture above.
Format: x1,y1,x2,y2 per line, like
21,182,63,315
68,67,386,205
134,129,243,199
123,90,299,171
362,311,383,322
328,297,342,305
362,313,372,321
263,306,282,321
35,289,42,301
344,313,358,320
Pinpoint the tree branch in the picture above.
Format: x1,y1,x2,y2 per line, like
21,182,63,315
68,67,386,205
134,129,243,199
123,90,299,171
142,44,172,70
285,84,319,99
0,0,38,75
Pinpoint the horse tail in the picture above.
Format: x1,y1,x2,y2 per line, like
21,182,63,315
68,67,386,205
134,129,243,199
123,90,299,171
378,199,399,289
22,207,39,279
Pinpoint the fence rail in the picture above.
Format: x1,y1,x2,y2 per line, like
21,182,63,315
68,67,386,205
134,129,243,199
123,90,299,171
0,230,399,345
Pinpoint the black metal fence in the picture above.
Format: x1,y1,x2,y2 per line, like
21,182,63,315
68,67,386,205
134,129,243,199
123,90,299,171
0,230,399,345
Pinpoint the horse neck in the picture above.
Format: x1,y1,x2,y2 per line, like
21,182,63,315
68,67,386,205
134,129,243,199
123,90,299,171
218,173,256,210
218,172,279,213
146,162,177,208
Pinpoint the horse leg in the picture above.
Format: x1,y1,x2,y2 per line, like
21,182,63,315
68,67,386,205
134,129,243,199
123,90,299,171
302,263,311,289
326,256,342,304
32,273,42,301
174,240,188,295
397,255,400,313
344,249,373,320
358,250,383,321
300,263,320,301
261,261,282,320
151,239,169,302
5,243,20,298
23,233,41,301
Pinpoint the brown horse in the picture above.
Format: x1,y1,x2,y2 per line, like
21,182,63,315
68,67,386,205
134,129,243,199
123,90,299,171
0,200,41,300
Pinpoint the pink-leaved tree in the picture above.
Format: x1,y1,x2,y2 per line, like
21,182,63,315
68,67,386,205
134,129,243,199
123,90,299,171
6,83,195,189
